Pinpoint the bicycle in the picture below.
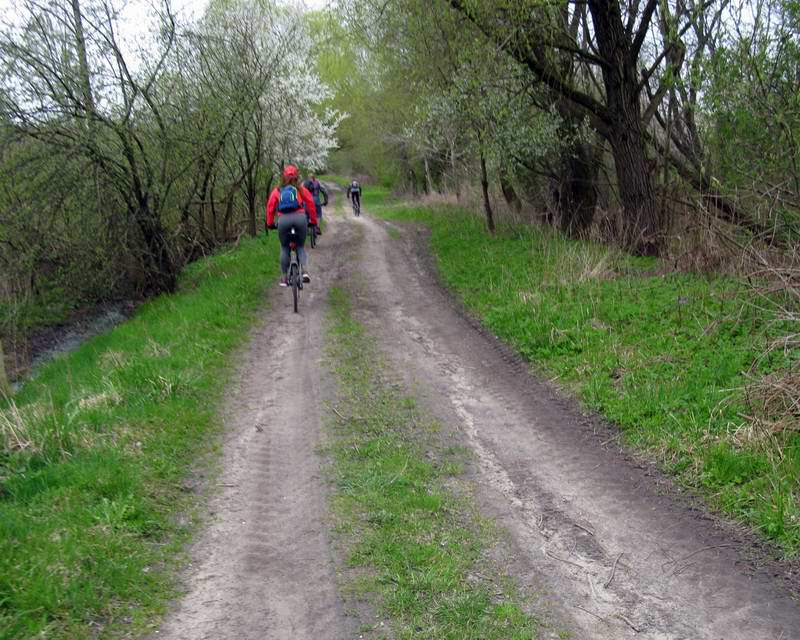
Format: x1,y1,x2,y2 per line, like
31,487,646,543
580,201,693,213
287,227,303,313
352,198,361,217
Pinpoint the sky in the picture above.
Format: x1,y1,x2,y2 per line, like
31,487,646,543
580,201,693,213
0,0,333,32
0,0,334,72
115,0,332,56
163,0,331,17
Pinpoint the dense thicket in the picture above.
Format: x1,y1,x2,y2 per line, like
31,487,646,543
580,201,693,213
0,0,338,353
330,0,800,254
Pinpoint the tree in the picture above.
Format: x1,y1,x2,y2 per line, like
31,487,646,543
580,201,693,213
0,340,9,398
441,0,667,252
0,0,341,301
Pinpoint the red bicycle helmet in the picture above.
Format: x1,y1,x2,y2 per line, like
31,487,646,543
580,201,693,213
283,164,299,180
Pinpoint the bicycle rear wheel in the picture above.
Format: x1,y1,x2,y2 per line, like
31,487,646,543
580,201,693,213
289,262,299,313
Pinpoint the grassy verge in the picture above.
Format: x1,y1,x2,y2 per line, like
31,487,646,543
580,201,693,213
325,286,545,639
319,173,350,188
0,234,280,639
367,192,800,554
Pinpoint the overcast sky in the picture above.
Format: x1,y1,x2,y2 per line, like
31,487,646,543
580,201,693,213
0,0,335,71
163,0,332,17
117,0,334,56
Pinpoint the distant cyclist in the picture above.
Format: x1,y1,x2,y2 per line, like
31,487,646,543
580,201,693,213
346,179,361,215
303,174,329,233
266,165,318,287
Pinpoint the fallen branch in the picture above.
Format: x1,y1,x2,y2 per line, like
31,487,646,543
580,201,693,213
617,613,641,633
546,549,587,571
661,544,733,574
605,552,623,589
574,604,605,621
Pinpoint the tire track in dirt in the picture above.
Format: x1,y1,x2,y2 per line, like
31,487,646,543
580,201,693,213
150,206,361,640
343,211,800,639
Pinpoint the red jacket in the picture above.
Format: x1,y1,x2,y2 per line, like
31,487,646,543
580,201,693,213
266,185,318,227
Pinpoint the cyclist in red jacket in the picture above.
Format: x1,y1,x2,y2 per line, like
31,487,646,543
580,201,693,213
266,165,319,286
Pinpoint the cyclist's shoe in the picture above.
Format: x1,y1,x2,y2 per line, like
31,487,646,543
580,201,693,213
317,228,323,235
279,277,288,287
302,271,311,283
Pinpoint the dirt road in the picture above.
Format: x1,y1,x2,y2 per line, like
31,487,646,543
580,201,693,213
152,214,362,640
351,212,800,639
153,198,799,639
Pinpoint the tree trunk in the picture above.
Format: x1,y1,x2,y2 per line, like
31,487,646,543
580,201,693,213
589,0,661,255
424,156,434,194
480,151,495,233
210,179,219,243
450,140,461,201
557,142,598,237
408,168,418,195
223,175,247,241
499,168,522,215
137,202,177,294
70,0,95,118
610,129,660,254
245,147,261,238
246,181,257,237
0,339,10,398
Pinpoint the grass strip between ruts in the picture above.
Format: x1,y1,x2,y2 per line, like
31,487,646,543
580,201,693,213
365,188,800,555
0,234,281,639
325,286,544,640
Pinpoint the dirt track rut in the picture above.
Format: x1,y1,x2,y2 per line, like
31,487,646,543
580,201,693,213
349,213,799,639
153,197,799,639
151,215,359,640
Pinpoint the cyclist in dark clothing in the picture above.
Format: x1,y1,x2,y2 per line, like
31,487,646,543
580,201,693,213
346,180,361,214
303,175,329,233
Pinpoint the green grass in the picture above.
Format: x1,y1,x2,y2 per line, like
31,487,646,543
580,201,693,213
325,286,542,639
0,234,281,639
368,193,800,554
319,173,350,189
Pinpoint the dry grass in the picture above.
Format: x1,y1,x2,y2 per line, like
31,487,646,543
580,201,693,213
0,400,37,455
732,239,800,460
540,239,621,286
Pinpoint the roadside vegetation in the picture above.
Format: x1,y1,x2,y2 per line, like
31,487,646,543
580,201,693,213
0,236,279,639
2,0,799,632
325,286,544,639
364,188,800,554
0,0,339,375
325,0,800,251
314,0,800,561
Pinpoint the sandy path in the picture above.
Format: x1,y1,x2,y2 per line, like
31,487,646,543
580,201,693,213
345,212,800,640
151,206,359,640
